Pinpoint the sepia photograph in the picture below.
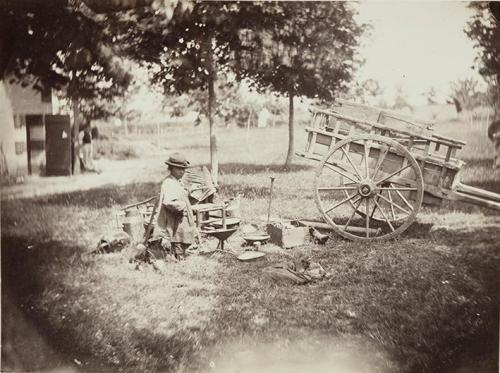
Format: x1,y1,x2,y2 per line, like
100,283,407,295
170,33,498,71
1,0,499,372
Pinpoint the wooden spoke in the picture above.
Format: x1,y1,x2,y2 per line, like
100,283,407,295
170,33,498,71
387,190,397,220
341,146,363,179
384,179,419,187
372,145,390,180
314,134,424,241
376,193,412,215
370,195,380,219
323,163,360,184
375,164,412,185
373,198,396,232
343,198,363,232
325,193,359,214
378,187,417,191
318,186,357,191
391,183,415,211
364,140,370,178
365,197,370,238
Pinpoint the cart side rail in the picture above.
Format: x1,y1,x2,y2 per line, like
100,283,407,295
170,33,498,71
309,107,466,148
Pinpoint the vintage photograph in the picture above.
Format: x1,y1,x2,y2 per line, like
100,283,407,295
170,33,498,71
1,1,499,372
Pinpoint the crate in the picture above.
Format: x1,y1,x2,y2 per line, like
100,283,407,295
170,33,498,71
266,222,309,249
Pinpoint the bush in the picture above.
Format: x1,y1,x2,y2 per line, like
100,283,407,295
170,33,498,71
94,138,138,160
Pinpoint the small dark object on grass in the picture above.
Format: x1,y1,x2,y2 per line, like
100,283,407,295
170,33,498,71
92,231,131,254
309,227,329,244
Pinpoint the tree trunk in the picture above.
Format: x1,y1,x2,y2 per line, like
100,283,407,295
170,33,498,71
207,39,218,185
284,91,294,169
72,97,81,175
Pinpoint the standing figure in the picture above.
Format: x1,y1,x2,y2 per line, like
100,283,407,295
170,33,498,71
153,152,197,260
488,120,500,169
80,124,99,172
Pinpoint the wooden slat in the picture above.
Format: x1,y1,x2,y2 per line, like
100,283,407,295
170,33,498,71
309,108,465,148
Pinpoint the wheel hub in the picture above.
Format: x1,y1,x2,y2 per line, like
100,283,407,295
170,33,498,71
358,180,377,197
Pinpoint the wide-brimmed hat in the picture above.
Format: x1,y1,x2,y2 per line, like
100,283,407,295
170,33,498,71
164,152,190,168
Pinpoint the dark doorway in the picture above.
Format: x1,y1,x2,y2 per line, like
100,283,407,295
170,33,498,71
45,115,71,176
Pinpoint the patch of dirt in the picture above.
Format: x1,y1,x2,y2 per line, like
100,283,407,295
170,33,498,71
205,334,398,373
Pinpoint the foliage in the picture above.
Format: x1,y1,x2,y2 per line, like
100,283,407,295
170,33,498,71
242,2,365,100
449,78,488,112
94,137,137,159
422,86,438,105
239,1,366,167
119,2,275,181
0,0,132,104
344,78,384,106
465,2,500,116
392,85,413,112
185,78,283,128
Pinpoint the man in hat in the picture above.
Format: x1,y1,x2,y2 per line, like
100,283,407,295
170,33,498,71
153,152,197,260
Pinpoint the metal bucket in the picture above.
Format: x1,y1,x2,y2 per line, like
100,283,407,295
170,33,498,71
122,208,144,243
226,196,241,218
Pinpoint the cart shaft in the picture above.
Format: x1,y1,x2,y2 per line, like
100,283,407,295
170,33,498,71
449,183,500,211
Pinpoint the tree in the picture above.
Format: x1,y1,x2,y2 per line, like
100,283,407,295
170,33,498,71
422,86,438,105
239,2,366,169
449,78,483,113
345,79,384,106
121,2,282,183
392,85,413,112
0,0,135,173
465,2,500,116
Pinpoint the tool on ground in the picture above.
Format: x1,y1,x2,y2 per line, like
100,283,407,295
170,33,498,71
242,233,270,246
121,196,157,211
237,251,266,261
266,176,276,225
143,195,160,245
308,227,329,244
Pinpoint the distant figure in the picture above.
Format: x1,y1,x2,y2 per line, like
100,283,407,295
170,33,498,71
258,108,270,128
80,125,99,173
488,120,500,169
194,114,201,127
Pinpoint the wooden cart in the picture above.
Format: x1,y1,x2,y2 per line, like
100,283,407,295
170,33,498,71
296,101,500,241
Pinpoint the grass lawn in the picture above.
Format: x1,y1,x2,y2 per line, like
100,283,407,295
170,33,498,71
2,119,499,372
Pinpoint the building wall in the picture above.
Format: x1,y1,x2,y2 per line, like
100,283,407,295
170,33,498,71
1,79,55,176
0,81,18,176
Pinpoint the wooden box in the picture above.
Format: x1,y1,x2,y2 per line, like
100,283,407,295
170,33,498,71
266,222,309,249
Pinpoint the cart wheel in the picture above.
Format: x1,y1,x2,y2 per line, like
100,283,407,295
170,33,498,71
314,134,424,240
343,180,410,223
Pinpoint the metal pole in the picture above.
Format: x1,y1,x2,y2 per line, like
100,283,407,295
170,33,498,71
267,176,275,225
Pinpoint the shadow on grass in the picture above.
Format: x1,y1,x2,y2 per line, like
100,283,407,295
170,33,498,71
1,235,199,373
192,226,499,373
1,236,98,372
16,182,160,209
417,228,499,373
162,144,209,151
220,162,313,175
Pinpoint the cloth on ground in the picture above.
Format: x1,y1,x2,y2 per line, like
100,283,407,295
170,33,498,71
92,231,131,254
263,258,326,284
